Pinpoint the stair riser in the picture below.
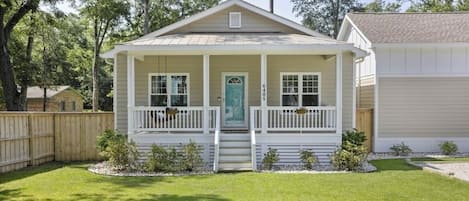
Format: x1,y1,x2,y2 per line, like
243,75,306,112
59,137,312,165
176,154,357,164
220,141,250,147
219,149,251,155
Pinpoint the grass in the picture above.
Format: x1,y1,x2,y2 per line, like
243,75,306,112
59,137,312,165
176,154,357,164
411,157,469,163
1,159,469,201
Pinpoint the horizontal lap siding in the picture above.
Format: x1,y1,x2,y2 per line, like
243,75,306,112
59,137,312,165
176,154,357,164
342,53,354,131
267,55,336,106
379,77,469,137
209,55,261,107
168,6,303,34
116,53,128,133
134,56,203,106
359,76,375,108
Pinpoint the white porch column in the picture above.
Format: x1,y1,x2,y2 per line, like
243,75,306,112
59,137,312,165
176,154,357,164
336,52,343,135
127,55,136,135
203,54,210,134
261,54,268,134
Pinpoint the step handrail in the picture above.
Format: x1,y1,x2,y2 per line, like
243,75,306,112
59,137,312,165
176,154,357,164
250,130,256,171
213,130,220,172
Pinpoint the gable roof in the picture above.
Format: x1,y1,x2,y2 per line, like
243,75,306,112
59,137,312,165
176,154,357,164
27,86,73,99
139,0,328,40
341,12,469,44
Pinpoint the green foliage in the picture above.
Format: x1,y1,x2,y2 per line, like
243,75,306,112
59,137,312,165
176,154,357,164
439,141,458,155
144,141,203,173
332,129,368,171
365,0,403,12
299,150,317,170
332,141,368,171
181,140,203,172
291,0,363,37
342,129,367,147
96,129,139,170
262,147,279,170
390,142,413,156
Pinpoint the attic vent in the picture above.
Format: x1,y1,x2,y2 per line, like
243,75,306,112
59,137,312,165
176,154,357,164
229,12,242,28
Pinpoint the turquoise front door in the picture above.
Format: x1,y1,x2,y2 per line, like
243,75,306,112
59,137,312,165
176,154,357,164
223,74,247,128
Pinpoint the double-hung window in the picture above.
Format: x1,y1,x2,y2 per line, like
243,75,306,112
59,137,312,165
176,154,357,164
149,74,189,107
281,73,320,106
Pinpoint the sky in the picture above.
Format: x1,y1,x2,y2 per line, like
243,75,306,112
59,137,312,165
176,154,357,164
52,0,408,24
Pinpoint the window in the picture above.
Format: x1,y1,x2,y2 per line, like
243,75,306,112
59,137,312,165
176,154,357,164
60,101,66,112
149,74,189,107
281,73,320,106
229,12,241,28
72,101,76,111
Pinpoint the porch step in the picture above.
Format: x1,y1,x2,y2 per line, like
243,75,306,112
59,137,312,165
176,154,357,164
217,134,253,171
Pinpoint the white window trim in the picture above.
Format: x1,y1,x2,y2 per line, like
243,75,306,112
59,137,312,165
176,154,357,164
229,12,242,28
280,72,321,107
148,73,190,107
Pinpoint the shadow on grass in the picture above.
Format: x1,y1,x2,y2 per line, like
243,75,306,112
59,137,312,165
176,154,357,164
67,193,230,201
0,187,34,200
370,159,421,172
411,157,445,162
0,162,65,184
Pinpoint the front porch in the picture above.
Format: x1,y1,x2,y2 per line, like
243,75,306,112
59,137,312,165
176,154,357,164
126,54,346,135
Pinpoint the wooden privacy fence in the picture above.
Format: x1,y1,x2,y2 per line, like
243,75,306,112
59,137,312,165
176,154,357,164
0,112,113,173
356,108,374,152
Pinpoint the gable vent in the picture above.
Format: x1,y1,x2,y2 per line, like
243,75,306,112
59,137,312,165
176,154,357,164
229,12,242,28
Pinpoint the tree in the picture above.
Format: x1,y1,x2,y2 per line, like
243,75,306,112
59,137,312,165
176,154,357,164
457,0,469,10
408,0,455,11
79,0,130,111
365,0,403,12
291,0,363,38
0,0,42,111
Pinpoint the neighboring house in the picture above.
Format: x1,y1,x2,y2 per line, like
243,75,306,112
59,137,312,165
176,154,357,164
338,13,469,152
102,0,365,171
27,86,83,112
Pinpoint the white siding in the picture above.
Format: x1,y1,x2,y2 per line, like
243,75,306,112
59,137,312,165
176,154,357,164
377,47,469,76
345,26,375,78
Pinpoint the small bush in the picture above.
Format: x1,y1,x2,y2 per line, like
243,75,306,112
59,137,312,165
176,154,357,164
299,150,317,170
332,141,368,171
390,142,412,156
342,129,367,147
181,140,203,172
439,141,458,155
145,144,178,172
332,129,368,171
262,147,279,170
96,129,139,170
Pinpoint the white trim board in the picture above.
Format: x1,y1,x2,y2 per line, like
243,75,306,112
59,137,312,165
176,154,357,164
379,74,469,78
375,137,469,153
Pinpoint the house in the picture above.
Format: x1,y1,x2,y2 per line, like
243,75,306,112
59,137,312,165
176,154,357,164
338,13,469,153
102,0,365,171
26,86,83,112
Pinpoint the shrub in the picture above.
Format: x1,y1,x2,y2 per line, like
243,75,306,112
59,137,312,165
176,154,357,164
332,141,368,171
299,150,317,170
145,144,175,172
342,129,367,147
96,129,139,170
262,147,279,170
181,140,203,172
390,142,412,156
332,129,368,171
439,141,458,155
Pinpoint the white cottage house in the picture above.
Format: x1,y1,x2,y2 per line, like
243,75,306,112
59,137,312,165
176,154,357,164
102,0,365,171
338,13,469,153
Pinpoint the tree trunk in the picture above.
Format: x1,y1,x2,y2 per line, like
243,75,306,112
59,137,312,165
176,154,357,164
92,17,100,112
143,0,150,34
0,27,21,111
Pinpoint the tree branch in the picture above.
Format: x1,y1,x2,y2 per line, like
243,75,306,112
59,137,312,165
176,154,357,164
5,0,39,36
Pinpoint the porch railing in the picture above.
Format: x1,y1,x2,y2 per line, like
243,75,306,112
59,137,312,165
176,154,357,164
250,106,337,132
130,106,220,132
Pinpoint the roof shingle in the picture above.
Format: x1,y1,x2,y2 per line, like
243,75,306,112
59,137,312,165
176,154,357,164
347,13,469,43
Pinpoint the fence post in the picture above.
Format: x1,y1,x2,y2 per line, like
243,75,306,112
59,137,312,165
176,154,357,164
28,113,34,166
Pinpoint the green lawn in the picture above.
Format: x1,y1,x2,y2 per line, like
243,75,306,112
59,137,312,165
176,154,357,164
411,157,469,163
1,159,469,201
